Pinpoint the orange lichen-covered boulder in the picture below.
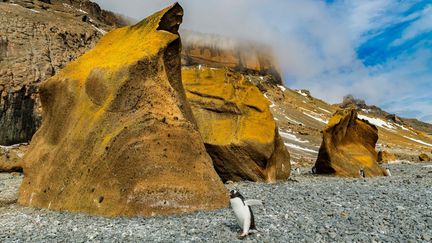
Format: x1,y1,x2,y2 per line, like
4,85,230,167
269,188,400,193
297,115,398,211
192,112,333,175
419,153,431,162
314,109,387,177
18,3,229,217
182,66,290,182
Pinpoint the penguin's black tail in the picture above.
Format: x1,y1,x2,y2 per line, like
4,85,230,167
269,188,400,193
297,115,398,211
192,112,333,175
249,207,257,230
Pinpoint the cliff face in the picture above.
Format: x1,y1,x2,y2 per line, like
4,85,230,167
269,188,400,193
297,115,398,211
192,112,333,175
0,0,123,145
182,31,282,85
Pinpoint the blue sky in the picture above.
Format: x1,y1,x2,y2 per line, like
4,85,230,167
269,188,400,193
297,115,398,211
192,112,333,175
95,0,432,123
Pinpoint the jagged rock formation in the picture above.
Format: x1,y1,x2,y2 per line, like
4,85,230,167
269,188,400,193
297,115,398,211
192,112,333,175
314,109,387,177
339,95,432,135
18,3,229,217
0,0,125,145
182,31,282,85
182,66,290,182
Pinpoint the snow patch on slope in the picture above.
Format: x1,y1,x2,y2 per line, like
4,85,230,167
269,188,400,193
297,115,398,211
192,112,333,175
297,90,308,97
318,107,332,114
264,93,276,108
279,130,309,143
92,25,107,35
284,115,302,125
284,143,318,154
0,143,28,150
403,136,432,147
277,85,286,92
304,113,327,124
358,115,395,129
78,9,88,14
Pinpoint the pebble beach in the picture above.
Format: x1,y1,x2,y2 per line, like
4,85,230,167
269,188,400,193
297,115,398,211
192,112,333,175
1,163,431,242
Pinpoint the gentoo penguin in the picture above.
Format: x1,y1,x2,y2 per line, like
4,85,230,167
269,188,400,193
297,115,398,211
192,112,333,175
359,168,365,178
385,168,392,176
229,190,262,238
311,166,317,174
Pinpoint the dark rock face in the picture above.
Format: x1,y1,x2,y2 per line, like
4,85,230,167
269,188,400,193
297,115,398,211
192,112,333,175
0,86,40,145
0,0,123,145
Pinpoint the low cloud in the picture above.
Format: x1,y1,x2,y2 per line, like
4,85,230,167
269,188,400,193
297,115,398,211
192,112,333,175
94,0,432,122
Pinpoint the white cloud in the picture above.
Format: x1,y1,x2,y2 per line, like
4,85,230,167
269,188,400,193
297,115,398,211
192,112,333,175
392,5,432,46
93,0,431,122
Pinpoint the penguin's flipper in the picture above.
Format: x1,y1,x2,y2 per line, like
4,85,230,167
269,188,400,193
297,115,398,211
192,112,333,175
245,199,263,206
249,207,257,230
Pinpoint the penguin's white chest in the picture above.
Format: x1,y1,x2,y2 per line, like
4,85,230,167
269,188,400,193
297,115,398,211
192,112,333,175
230,197,251,230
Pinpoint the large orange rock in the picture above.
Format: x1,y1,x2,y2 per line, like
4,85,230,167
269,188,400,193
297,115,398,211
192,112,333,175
314,109,387,177
18,3,229,217
182,66,290,182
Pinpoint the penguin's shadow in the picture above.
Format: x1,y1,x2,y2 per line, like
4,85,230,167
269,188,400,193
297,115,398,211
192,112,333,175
223,221,240,233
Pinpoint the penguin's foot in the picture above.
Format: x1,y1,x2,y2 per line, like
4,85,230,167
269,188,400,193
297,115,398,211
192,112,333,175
237,234,247,240
237,235,247,240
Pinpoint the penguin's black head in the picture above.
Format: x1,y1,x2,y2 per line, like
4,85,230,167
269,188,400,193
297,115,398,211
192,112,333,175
230,189,242,199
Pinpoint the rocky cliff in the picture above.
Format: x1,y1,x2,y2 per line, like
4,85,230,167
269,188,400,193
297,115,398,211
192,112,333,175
182,31,282,85
0,0,125,145
18,3,229,217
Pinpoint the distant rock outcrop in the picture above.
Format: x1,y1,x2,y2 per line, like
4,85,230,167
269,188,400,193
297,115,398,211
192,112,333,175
18,3,228,217
377,150,397,163
314,109,387,177
0,0,125,145
182,66,291,182
339,94,432,135
419,153,431,162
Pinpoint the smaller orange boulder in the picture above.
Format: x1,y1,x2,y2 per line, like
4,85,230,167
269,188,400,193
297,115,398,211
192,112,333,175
314,109,387,177
419,153,431,162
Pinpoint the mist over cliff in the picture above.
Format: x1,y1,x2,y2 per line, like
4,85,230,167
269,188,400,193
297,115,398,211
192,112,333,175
93,0,432,123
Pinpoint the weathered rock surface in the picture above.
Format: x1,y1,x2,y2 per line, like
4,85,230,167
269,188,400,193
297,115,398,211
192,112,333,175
377,150,397,163
314,109,387,177
0,0,124,145
182,66,290,182
419,153,431,162
18,3,229,217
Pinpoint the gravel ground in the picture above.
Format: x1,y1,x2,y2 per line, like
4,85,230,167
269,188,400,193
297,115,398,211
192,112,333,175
1,163,432,242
